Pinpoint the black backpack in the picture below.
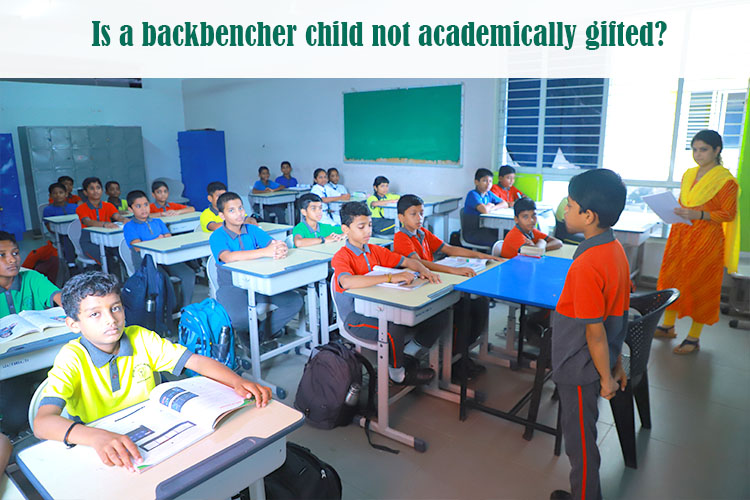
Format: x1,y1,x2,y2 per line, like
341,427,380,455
121,253,176,336
264,442,342,500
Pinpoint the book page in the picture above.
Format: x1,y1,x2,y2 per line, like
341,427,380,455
642,192,692,225
18,307,67,331
0,315,39,343
148,376,250,429
366,266,426,290
434,257,488,273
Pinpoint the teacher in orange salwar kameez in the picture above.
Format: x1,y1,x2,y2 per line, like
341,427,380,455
656,129,740,354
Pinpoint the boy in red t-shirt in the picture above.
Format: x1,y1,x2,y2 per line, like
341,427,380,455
490,165,525,207
76,177,126,274
500,198,562,258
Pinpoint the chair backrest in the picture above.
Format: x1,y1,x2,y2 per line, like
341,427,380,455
329,279,377,351
626,288,680,377
153,177,189,203
119,238,136,277
459,209,491,252
285,234,295,248
65,219,88,262
193,223,204,233
37,203,50,237
206,254,219,299
514,173,543,201
28,378,68,432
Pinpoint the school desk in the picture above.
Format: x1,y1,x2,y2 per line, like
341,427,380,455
479,205,555,235
247,191,298,225
16,400,304,500
342,273,469,450
454,255,572,446
0,472,25,500
159,212,201,234
0,327,77,381
223,248,329,398
42,214,78,258
297,236,392,257
380,194,463,241
83,225,125,274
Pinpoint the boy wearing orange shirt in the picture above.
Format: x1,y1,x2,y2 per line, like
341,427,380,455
500,198,562,258
149,181,195,217
490,165,525,207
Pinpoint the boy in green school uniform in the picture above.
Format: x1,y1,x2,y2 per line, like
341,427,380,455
291,193,345,247
33,271,271,472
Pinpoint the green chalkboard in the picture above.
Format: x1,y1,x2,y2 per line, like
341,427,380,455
343,84,462,165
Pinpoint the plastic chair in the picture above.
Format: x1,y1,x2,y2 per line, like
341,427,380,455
152,177,189,204
28,378,68,433
329,281,425,452
37,203,51,238
65,219,98,269
207,255,273,318
609,288,680,469
458,209,492,254
118,239,136,277
514,173,543,201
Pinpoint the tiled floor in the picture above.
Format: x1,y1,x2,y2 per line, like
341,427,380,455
8,234,750,499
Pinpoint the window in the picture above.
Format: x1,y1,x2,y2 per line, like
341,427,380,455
503,78,608,171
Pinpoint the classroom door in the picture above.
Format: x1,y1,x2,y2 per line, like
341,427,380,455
0,134,26,240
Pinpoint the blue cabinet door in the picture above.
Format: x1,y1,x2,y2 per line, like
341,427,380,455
0,134,27,240
177,131,228,211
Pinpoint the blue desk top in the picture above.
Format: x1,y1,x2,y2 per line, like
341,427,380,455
454,255,572,309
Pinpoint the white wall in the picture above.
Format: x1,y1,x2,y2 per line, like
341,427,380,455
181,78,499,229
0,79,185,229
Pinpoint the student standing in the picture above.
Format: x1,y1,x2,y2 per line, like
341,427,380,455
655,130,740,354
550,169,630,500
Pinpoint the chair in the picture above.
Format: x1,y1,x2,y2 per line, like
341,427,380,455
206,255,273,318
119,239,136,277
609,288,680,469
152,177,189,204
37,203,51,238
329,281,426,452
458,209,492,253
285,234,295,248
514,173,543,201
65,219,98,269
28,378,68,433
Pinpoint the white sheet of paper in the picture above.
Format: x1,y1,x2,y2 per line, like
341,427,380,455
642,192,692,225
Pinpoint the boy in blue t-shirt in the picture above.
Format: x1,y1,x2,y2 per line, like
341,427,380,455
252,166,287,224
209,192,303,344
462,168,504,248
274,160,298,188
123,190,195,308
43,182,78,265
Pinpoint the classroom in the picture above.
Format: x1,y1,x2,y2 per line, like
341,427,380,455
0,76,748,500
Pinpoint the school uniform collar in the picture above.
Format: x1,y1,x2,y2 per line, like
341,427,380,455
85,200,103,210
515,223,534,241
0,274,22,294
346,241,370,256
327,182,338,189
131,217,154,225
209,205,219,215
79,333,134,368
303,219,321,236
374,193,388,200
153,201,172,210
398,226,424,242
222,223,248,239
573,228,616,260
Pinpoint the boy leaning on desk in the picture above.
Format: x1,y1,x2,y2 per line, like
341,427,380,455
33,271,271,472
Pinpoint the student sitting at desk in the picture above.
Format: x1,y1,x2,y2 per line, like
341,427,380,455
76,177,127,272
490,165,525,207
394,195,503,378
367,176,400,236
48,175,81,205
275,160,298,188
462,168,504,248
550,169,630,500
310,168,347,226
209,192,303,345
105,180,129,214
43,182,78,265
252,166,288,224
500,198,562,258
201,182,258,232
331,201,445,386
123,190,196,308
291,193,344,248
149,181,195,218
325,168,349,199
33,271,271,472
0,231,62,437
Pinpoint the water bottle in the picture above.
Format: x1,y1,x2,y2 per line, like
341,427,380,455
216,326,231,361
145,296,155,313
344,383,361,406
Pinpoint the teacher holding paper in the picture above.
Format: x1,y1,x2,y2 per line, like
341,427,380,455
656,130,740,354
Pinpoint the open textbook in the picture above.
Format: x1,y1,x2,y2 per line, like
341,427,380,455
89,376,252,472
365,266,427,290
434,257,489,272
0,307,67,343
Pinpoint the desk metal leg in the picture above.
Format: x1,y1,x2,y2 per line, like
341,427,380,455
306,282,319,350
99,241,108,273
523,326,552,440
286,202,295,226
420,308,472,405
317,280,329,345
248,479,266,500
244,290,282,397
514,304,526,370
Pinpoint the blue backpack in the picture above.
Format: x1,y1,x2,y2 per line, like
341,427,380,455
121,254,176,336
178,298,235,374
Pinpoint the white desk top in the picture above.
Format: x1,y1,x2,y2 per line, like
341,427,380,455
0,326,76,359
159,212,201,224
344,272,465,311
0,473,25,500
248,190,298,199
300,237,392,257
223,248,328,278
42,214,78,224
17,400,304,500
83,224,124,234
133,231,210,253
612,210,661,233
257,222,293,234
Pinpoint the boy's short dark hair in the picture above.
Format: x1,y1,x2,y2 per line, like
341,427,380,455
373,176,389,187
258,166,269,174
82,177,102,191
105,180,119,191
513,197,536,217
0,231,17,245
397,194,423,215
498,165,516,177
151,180,168,192
568,169,626,228
297,193,322,211
340,201,371,226
217,191,242,212
61,271,121,321
207,181,227,195
48,182,66,194
474,168,493,181
57,175,74,184
280,161,291,168
327,167,338,177
126,190,148,207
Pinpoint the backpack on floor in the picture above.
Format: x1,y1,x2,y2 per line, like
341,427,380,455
121,254,176,336
178,298,235,374
264,442,342,500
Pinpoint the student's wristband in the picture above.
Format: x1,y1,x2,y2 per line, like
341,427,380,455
386,273,392,283
63,421,80,448
320,237,326,244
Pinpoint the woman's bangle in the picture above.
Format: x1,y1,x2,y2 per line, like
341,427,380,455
63,421,80,448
